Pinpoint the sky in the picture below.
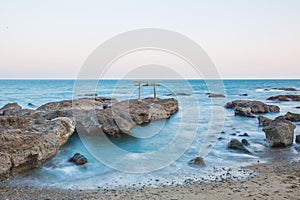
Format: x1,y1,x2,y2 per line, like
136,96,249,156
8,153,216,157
0,0,299,79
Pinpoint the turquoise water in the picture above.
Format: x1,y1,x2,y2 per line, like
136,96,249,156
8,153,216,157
1,80,300,189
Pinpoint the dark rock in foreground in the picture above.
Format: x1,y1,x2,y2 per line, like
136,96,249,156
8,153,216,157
258,116,272,127
228,139,250,153
267,95,300,101
69,153,88,165
188,157,205,166
225,100,279,118
263,118,295,147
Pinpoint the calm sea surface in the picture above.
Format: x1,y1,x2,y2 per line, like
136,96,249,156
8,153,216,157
1,80,300,189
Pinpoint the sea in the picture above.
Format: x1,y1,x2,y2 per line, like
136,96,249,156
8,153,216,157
1,79,300,189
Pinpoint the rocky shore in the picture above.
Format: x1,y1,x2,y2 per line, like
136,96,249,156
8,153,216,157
0,97,178,180
1,160,299,200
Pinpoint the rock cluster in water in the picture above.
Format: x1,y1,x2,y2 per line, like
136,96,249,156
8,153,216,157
225,100,280,118
0,97,178,180
267,95,300,101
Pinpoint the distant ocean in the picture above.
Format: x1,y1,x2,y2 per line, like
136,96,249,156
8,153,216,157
1,79,300,189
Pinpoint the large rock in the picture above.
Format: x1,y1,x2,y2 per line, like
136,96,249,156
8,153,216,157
0,97,178,179
263,118,296,147
267,95,300,101
225,100,279,117
96,98,178,136
0,115,75,179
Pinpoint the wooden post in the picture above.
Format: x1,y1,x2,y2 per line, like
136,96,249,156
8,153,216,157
138,82,142,102
153,82,157,101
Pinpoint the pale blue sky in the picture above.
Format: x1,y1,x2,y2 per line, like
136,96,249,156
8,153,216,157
0,0,299,79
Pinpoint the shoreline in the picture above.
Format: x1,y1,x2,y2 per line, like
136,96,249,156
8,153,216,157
1,160,299,200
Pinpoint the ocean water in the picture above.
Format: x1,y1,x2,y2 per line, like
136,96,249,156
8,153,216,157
1,79,300,189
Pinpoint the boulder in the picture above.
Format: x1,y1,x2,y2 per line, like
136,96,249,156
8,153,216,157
208,93,225,98
0,115,75,179
188,157,205,166
258,116,272,127
228,139,250,153
0,103,22,116
234,107,255,118
282,112,300,122
69,153,88,165
225,100,280,114
296,135,300,143
263,118,296,147
267,95,300,101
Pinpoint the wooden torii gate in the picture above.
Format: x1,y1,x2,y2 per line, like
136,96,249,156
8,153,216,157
134,81,160,102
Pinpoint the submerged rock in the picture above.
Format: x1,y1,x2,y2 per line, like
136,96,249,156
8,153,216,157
228,139,250,153
165,93,191,97
267,95,300,101
241,139,250,146
273,88,298,91
27,103,35,107
69,153,88,165
263,118,295,147
208,93,225,98
225,100,279,118
188,157,205,166
258,116,272,127
239,133,249,137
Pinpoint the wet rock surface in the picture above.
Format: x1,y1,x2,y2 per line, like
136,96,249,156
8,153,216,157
69,153,88,165
258,116,272,127
267,95,300,101
188,157,206,166
228,139,250,153
0,97,178,179
263,118,296,147
225,100,279,117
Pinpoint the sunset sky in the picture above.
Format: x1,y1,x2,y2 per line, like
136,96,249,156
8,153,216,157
0,0,299,79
